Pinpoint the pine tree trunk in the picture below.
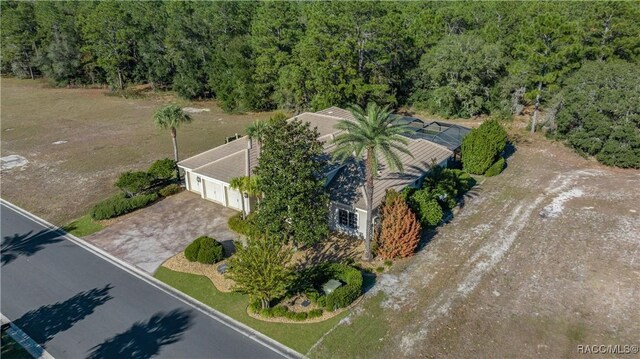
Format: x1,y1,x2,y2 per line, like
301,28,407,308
171,128,181,181
363,148,375,261
117,69,124,91
531,81,542,133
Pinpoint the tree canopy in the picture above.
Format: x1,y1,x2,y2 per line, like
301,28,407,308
3,1,637,112
553,61,640,168
2,1,638,166
226,237,294,309
253,117,330,246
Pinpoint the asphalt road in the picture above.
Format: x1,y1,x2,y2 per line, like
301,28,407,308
0,202,292,359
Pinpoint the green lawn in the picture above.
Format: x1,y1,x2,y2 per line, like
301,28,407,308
154,267,348,355
62,214,103,237
1,332,32,359
307,292,388,359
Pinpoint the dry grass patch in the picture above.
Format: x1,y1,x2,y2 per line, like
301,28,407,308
0,78,282,225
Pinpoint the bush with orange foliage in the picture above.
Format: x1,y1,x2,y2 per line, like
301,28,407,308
376,190,422,259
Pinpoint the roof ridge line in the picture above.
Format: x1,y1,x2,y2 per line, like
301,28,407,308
178,136,249,165
190,148,246,172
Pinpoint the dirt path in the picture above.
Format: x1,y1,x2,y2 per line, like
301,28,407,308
311,136,640,358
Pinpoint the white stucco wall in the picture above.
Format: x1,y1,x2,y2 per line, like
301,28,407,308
328,202,367,239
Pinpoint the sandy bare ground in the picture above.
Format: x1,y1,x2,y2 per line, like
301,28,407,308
311,135,640,358
0,78,279,225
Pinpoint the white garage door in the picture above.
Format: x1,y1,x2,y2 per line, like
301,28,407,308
226,187,243,210
187,172,201,194
204,180,225,204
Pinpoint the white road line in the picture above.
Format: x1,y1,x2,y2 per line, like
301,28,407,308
0,199,303,359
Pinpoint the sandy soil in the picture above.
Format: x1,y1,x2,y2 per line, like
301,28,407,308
0,78,280,225
311,133,640,358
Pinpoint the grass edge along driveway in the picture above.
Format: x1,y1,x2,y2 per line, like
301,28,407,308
154,267,348,354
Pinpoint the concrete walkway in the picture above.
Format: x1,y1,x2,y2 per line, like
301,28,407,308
85,191,238,273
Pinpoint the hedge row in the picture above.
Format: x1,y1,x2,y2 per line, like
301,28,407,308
90,193,158,220
249,302,323,321
159,183,182,197
184,236,224,264
115,158,177,196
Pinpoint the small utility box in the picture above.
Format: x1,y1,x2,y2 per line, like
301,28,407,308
322,279,342,295
217,263,228,274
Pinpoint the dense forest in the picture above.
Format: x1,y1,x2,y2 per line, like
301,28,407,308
1,1,639,167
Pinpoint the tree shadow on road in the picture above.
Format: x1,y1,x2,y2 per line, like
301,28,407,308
14,285,113,346
1,229,65,266
86,308,194,359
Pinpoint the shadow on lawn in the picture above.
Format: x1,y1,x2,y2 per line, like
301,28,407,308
86,308,194,359
1,229,65,266
14,285,113,346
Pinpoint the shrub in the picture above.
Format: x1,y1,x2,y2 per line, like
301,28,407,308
423,168,459,210
376,192,421,260
308,309,323,318
409,189,443,227
251,304,323,321
227,212,257,236
185,236,224,264
461,119,507,174
115,171,153,196
484,157,505,177
324,264,363,311
90,193,158,220
196,236,225,264
159,183,182,197
296,263,363,311
148,158,177,180
451,169,476,193
184,239,201,262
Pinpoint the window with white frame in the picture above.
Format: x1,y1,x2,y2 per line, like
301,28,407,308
338,208,358,229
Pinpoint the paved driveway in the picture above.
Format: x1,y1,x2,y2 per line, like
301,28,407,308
85,191,238,273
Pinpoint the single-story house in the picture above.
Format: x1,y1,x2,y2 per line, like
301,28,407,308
178,107,469,240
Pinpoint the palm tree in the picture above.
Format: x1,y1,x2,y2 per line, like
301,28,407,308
246,119,269,153
154,104,192,180
332,102,413,261
229,175,261,219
